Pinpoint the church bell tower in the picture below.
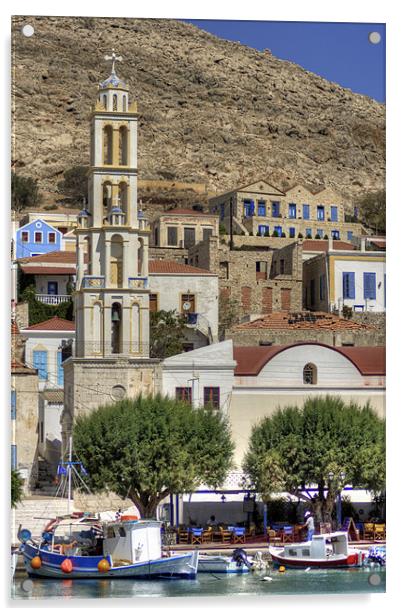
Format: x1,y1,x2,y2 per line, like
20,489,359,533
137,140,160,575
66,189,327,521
62,52,160,450
75,50,150,358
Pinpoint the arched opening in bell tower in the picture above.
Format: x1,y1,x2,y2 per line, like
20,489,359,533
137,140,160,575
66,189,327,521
102,182,112,221
119,126,128,165
118,182,128,218
113,94,118,111
111,302,122,354
138,238,145,277
122,95,127,112
110,234,124,288
103,126,113,165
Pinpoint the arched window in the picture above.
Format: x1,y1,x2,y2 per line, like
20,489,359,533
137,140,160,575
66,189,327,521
119,126,128,165
113,94,118,111
103,126,113,164
102,94,107,109
102,182,112,220
111,302,122,354
138,238,144,276
122,95,127,112
303,363,317,385
110,234,123,288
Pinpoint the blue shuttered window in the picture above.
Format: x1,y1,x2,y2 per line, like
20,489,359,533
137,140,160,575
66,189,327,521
11,445,17,470
274,226,282,236
331,230,340,240
33,350,48,381
272,202,280,217
57,351,64,387
317,229,323,238
243,200,255,217
317,206,325,221
347,231,353,241
257,201,266,216
303,204,310,220
11,390,16,420
288,203,296,219
330,206,338,222
343,272,355,299
258,225,269,235
306,228,312,237
364,273,376,300
289,227,295,238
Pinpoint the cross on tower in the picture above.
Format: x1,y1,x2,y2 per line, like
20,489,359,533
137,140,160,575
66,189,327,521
104,49,122,74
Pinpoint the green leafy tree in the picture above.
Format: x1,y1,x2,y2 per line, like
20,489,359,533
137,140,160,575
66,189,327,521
150,310,187,359
73,394,234,518
243,396,385,524
57,166,89,205
11,469,24,508
20,284,74,325
11,172,42,212
356,190,386,235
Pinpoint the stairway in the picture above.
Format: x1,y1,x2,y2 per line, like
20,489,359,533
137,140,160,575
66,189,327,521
11,497,69,545
33,457,60,497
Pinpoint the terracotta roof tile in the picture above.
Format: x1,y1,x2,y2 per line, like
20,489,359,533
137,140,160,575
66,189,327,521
11,320,19,335
149,260,214,275
21,265,76,275
19,251,87,264
303,240,356,252
232,311,373,332
24,317,75,331
233,343,385,376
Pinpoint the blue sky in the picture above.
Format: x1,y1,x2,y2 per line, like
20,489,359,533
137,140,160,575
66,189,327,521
184,20,385,102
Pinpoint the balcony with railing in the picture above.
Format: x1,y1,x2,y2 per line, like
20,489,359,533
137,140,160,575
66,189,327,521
35,294,72,305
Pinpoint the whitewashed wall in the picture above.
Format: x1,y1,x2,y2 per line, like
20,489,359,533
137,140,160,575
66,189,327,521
333,257,386,312
23,330,76,392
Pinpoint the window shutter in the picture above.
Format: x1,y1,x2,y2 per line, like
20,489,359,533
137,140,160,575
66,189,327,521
33,350,48,380
57,351,63,386
11,445,17,470
364,273,376,300
343,272,355,299
11,390,16,419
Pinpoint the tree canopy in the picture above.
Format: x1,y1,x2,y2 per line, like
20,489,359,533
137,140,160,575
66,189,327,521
57,166,89,205
356,189,386,235
243,396,385,523
11,172,42,212
73,394,234,517
11,469,24,508
150,310,187,359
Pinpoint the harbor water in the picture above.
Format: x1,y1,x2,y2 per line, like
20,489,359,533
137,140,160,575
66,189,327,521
11,566,385,599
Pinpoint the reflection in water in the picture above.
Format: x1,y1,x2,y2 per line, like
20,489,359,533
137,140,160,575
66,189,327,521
11,567,386,600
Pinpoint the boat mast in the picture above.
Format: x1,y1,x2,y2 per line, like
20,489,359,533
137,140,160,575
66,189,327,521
67,435,73,514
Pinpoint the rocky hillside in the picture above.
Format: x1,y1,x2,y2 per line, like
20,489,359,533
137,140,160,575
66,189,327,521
12,16,385,210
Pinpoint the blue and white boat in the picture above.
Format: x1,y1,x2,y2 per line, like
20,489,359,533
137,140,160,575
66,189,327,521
198,548,252,574
19,517,198,579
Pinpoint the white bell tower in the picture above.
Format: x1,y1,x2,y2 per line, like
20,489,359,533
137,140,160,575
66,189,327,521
62,52,160,450
74,50,150,358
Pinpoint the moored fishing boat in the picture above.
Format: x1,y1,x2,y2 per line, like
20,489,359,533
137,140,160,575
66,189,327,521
269,532,368,569
198,548,252,574
19,517,198,579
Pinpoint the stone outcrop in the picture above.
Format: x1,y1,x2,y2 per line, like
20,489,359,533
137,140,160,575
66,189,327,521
12,16,385,212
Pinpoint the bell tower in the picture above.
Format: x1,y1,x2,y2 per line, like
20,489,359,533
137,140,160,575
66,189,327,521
75,50,150,358
62,52,160,450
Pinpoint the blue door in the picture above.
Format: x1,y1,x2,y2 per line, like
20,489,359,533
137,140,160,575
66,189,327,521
330,206,338,222
33,350,48,381
317,206,325,221
363,273,376,300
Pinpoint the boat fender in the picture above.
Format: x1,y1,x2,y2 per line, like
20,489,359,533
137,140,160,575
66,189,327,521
232,548,252,570
18,528,32,543
279,565,286,573
262,576,273,582
30,556,42,570
61,558,73,573
97,558,110,573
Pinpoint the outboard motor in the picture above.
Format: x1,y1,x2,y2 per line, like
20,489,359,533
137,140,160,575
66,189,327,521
232,548,252,570
367,546,386,566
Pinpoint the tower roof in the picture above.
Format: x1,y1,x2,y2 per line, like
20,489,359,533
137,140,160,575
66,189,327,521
99,49,127,90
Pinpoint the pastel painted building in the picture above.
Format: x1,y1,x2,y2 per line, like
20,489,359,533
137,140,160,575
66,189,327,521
21,317,76,470
16,219,62,259
18,251,78,304
303,245,386,313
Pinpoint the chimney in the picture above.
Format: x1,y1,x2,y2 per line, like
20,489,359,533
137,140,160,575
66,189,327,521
360,238,366,252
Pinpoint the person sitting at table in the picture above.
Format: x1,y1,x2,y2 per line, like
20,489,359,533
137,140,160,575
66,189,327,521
207,514,218,528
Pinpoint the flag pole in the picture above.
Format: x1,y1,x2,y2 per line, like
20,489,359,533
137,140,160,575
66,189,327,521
67,436,73,515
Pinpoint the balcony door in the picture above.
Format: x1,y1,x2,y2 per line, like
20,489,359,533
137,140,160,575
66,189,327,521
47,281,58,295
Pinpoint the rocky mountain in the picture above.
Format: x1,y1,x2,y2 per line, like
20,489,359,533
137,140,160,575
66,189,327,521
12,16,385,210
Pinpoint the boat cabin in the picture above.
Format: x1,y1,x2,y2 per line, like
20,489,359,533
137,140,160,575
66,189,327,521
103,520,162,564
283,532,349,560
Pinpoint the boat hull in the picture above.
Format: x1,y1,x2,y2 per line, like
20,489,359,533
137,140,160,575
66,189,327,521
269,547,365,569
22,542,198,579
198,555,250,574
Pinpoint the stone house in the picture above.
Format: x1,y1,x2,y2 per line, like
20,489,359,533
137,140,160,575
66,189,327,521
151,208,219,249
209,179,363,241
227,310,385,347
303,245,386,313
188,234,303,318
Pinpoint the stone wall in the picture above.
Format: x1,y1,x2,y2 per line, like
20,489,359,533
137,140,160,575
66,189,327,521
189,236,303,320
149,246,188,263
11,370,39,492
227,327,385,347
